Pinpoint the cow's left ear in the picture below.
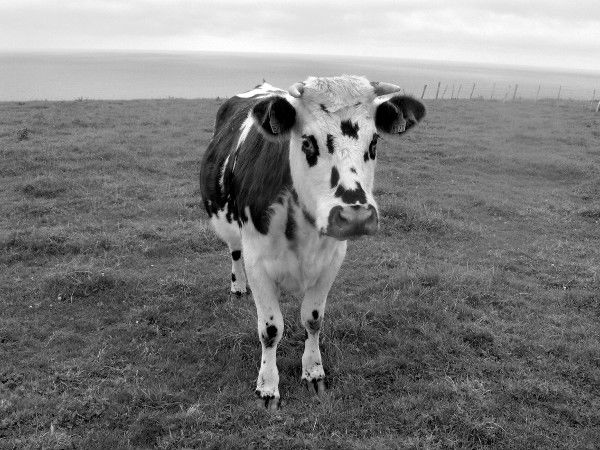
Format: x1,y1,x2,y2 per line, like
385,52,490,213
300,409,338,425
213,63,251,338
375,96,425,135
252,95,296,139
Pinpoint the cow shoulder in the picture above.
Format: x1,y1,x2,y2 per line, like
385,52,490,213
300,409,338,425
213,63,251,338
200,91,292,234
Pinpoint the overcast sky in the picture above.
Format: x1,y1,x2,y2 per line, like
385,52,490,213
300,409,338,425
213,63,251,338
2,0,600,72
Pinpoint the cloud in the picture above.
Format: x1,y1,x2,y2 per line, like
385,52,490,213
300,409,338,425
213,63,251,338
1,0,599,71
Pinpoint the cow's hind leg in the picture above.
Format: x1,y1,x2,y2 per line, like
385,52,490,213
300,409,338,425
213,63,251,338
209,213,248,295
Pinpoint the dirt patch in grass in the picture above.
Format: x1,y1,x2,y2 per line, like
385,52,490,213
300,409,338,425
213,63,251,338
19,176,74,199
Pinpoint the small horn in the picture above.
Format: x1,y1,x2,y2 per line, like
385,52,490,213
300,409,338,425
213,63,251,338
371,81,402,96
288,82,305,98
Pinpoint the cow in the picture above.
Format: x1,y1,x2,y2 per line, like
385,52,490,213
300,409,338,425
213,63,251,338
199,75,425,409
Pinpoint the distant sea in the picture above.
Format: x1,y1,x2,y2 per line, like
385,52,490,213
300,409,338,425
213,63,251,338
1,51,598,101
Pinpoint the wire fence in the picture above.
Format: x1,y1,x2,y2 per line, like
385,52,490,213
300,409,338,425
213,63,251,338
400,81,600,110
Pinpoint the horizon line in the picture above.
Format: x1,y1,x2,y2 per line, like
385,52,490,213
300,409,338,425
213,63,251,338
2,48,600,77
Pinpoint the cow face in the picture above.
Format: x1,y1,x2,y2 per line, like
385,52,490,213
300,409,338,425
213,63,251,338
251,76,425,240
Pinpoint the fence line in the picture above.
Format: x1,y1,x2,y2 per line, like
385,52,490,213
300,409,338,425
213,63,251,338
405,80,599,108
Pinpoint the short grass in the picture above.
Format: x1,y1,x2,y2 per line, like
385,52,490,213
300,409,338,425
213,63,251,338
1,98,599,449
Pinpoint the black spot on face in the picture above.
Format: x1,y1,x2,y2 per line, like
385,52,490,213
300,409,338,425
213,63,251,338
363,152,369,162
320,104,329,113
334,182,367,204
330,166,340,189
326,134,335,154
231,250,241,261
340,120,359,139
231,273,236,282
369,134,378,160
301,134,320,167
350,167,357,174
262,324,278,348
312,310,319,319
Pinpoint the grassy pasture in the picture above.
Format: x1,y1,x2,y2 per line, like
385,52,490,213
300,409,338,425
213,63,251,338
0,98,599,449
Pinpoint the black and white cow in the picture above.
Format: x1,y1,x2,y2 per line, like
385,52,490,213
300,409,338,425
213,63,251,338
200,75,425,409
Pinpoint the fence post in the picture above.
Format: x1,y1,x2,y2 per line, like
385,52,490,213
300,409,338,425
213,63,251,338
557,85,561,103
421,84,427,99
457,84,462,99
503,85,510,102
442,85,448,99
469,83,476,100
512,84,519,101
490,83,495,100
535,85,541,102
592,89,596,103
435,81,441,100
596,100,600,113
451,84,455,100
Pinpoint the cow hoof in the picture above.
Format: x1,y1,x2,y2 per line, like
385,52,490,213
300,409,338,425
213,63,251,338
255,394,280,411
303,378,326,396
230,290,246,298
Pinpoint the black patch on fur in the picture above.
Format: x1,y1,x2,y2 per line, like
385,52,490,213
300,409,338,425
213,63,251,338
320,104,329,113
330,166,340,189
262,325,278,348
231,273,236,282
291,188,299,204
302,134,320,167
285,200,296,241
340,120,359,139
350,167,357,174
199,95,292,234
302,209,316,227
326,134,335,154
363,152,369,162
369,134,378,160
335,182,367,204
306,317,322,334
231,250,241,261
312,310,319,319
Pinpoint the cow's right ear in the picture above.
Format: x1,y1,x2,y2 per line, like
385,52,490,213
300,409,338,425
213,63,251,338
252,96,296,139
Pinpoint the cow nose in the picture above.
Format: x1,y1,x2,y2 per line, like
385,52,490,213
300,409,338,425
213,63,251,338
327,204,379,240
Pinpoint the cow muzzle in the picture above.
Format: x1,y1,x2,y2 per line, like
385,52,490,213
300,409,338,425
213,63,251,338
326,204,378,240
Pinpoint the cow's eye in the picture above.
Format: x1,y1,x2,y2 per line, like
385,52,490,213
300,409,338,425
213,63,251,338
301,135,320,167
302,138,312,151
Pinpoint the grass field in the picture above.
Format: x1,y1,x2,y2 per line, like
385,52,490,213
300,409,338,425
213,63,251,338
1,97,599,449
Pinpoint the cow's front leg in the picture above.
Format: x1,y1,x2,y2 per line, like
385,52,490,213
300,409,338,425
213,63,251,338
301,291,327,395
300,242,346,395
246,264,283,410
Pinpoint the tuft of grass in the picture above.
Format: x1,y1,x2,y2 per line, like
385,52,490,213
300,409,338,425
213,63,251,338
43,270,122,301
16,127,29,141
380,201,450,233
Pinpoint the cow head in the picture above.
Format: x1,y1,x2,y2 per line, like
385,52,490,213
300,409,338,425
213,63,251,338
251,75,425,240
